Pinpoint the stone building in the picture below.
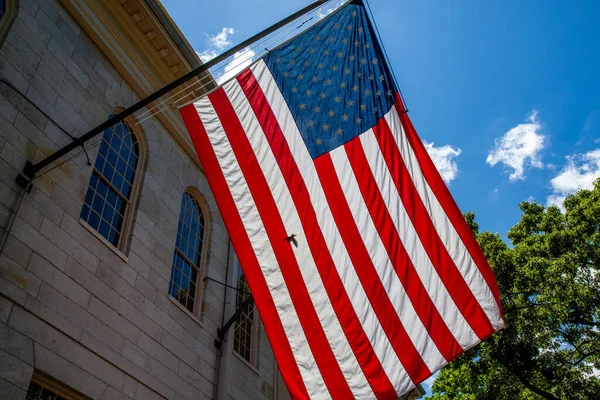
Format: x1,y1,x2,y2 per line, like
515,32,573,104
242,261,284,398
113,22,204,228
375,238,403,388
0,0,424,399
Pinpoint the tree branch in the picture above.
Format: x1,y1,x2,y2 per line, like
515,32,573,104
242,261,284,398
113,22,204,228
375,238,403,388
496,359,560,400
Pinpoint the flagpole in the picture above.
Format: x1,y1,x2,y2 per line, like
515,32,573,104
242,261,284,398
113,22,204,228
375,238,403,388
15,0,330,188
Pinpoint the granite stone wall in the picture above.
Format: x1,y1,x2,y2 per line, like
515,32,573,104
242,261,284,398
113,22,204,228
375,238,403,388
0,0,276,398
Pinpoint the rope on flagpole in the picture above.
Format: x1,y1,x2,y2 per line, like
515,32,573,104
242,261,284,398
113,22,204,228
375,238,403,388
363,0,409,112
22,0,336,182
134,0,339,125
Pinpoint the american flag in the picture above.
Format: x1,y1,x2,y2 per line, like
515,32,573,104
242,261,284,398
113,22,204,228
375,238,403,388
180,1,504,398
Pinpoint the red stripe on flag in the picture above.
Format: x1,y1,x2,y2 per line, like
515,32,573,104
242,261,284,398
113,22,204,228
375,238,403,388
344,134,463,362
179,104,310,399
208,88,354,399
374,110,494,339
237,69,398,399
394,97,504,321
314,153,431,385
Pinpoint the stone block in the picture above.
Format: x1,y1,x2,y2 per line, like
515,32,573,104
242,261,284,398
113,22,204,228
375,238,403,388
19,0,40,16
0,378,28,400
34,343,107,399
0,321,34,365
11,217,68,270
96,256,137,288
130,237,170,282
65,258,118,309
0,274,28,306
132,223,155,254
0,348,33,390
147,264,169,294
57,334,105,380
36,50,68,92
94,59,116,88
155,295,204,341
81,332,175,399
50,184,84,222
2,235,33,268
142,298,183,342
28,253,90,308
54,96,88,133
160,331,198,372
24,294,82,341
46,168,85,205
55,14,81,48
88,296,139,344
0,255,42,297
178,362,212,397
6,30,41,70
121,375,138,399
135,274,157,303
135,383,167,400
117,298,162,342
28,188,64,226
0,296,13,323
122,339,147,369
100,385,130,400
0,51,31,94
144,356,202,400
0,92,18,125
7,305,63,351
42,217,99,273
96,262,143,311
181,329,214,367
137,332,179,373
13,198,44,232
36,9,75,57
128,251,150,281
1,42,36,84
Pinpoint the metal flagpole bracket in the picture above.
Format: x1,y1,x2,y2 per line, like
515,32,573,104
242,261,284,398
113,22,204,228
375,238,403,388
203,276,255,350
214,295,254,351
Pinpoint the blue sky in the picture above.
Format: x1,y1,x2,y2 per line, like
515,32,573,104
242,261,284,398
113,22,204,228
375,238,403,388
161,0,600,393
163,0,600,239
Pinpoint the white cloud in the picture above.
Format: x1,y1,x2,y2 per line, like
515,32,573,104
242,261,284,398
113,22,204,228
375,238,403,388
194,27,256,85
486,110,546,181
547,148,600,208
317,0,345,19
197,27,235,62
424,141,462,183
216,48,256,85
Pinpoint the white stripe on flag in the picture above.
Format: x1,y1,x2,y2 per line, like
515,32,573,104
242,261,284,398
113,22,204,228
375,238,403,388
330,143,446,373
251,59,414,396
221,78,375,399
385,108,504,329
359,129,480,349
194,95,330,399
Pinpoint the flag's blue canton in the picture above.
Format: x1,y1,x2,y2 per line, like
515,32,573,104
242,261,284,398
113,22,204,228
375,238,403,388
264,1,397,159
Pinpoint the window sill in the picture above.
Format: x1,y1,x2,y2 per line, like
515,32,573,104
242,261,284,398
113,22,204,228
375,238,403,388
167,295,204,327
233,351,260,376
79,219,128,263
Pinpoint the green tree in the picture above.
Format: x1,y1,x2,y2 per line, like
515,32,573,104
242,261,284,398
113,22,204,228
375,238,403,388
429,179,600,400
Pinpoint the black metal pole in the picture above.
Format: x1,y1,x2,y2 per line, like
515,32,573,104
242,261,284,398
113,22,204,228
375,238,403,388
17,0,330,184
215,295,254,350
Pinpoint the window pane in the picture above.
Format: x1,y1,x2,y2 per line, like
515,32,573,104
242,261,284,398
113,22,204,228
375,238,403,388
80,118,139,247
169,193,204,312
233,264,256,364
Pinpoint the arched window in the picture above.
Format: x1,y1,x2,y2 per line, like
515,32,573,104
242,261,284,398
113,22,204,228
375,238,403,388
169,192,206,313
233,255,258,365
0,0,18,47
81,117,141,249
